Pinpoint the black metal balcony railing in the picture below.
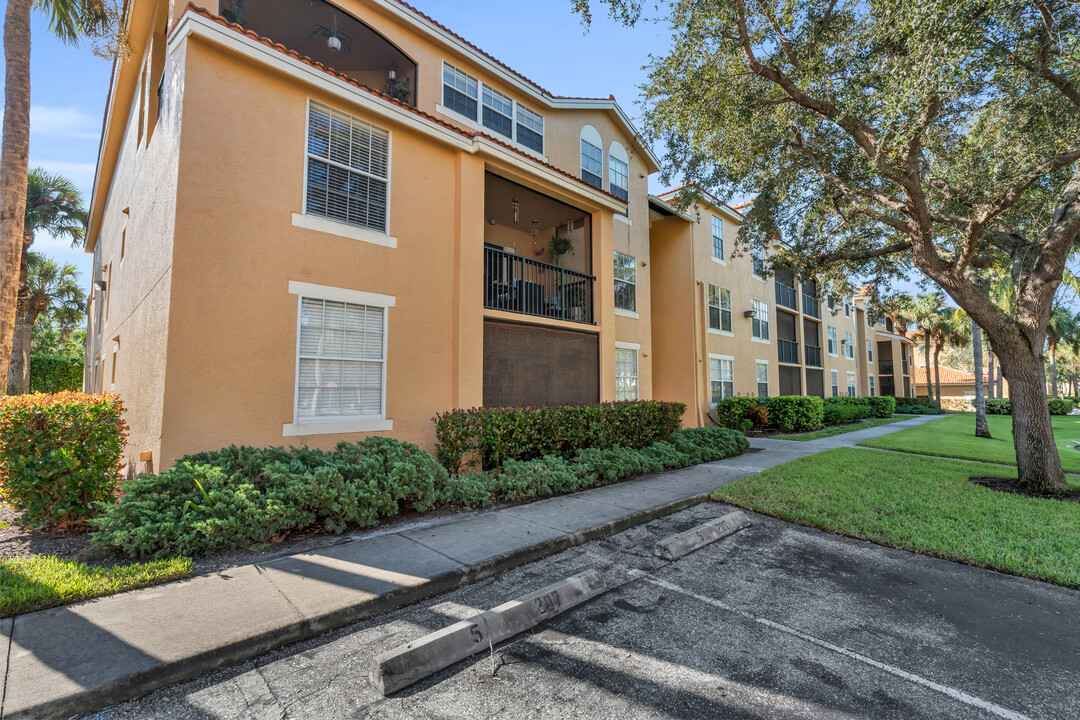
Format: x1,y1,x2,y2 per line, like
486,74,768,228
775,282,798,310
880,362,895,375
778,338,799,364
805,344,822,367
484,246,594,324
802,294,820,318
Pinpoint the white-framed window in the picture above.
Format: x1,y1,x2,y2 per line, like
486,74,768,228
844,331,855,359
295,292,387,422
708,284,732,333
581,125,604,189
831,369,839,397
710,355,735,406
844,299,851,317
711,216,724,260
516,105,544,153
752,243,766,277
615,344,639,401
305,101,389,234
827,326,838,356
846,371,857,397
614,251,636,312
442,62,544,154
752,299,770,340
442,62,478,119
755,360,769,398
869,374,876,396
867,339,874,363
481,83,514,139
609,142,629,202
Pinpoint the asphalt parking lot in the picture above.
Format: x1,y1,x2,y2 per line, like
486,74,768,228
86,501,1080,720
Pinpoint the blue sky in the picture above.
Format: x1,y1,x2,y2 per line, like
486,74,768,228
4,1,930,297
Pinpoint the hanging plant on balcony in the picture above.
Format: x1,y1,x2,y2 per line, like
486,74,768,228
307,17,356,56
385,77,411,103
548,235,574,265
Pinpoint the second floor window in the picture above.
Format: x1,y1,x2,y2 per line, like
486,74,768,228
442,63,478,119
711,216,724,260
752,299,769,340
844,331,855,359
582,139,603,188
827,326,838,355
481,84,514,139
614,251,636,311
609,154,629,202
867,340,873,362
708,284,732,332
752,243,766,276
306,102,389,233
516,105,544,153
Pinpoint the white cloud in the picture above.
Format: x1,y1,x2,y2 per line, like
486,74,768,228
29,105,100,140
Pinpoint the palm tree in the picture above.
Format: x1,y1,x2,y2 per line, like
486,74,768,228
909,292,945,404
1045,306,1079,399
954,309,991,438
8,253,85,394
929,311,969,406
2,0,110,393
20,168,86,296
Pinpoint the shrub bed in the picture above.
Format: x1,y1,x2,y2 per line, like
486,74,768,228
0,392,127,528
92,427,747,559
717,395,893,432
984,398,1073,416
896,403,944,415
29,353,84,393
433,401,686,473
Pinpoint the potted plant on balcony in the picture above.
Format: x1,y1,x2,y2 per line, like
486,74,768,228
548,235,574,266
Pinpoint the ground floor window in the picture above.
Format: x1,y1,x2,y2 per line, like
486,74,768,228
710,356,734,406
755,360,769,398
869,375,876,396
615,345,639,401
846,371,856,397
831,369,839,397
295,291,387,421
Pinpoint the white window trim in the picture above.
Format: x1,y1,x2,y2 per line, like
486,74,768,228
707,328,734,337
710,215,725,262
750,299,771,344
285,282,395,436
709,353,736,401
302,99,392,237
292,213,398,248
434,102,548,162
614,342,640,401
614,307,640,319
869,373,876,396
711,256,727,266
615,340,641,350
613,250,637,315
827,326,839,357
755,358,769,396
614,213,632,226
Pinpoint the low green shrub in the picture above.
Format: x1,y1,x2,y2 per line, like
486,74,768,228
1049,398,1073,415
0,392,127,528
864,396,897,418
895,404,944,415
822,402,872,425
91,437,448,558
985,398,1011,415
433,401,686,472
28,353,84,393
715,397,757,430
767,396,824,433
894,396,937,408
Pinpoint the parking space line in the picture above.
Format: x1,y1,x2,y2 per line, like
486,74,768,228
629,571,1032,720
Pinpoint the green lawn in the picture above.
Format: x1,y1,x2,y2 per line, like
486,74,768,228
712,448,1080,587
778,416,910,441
1,555,194,617
858,413,1080,472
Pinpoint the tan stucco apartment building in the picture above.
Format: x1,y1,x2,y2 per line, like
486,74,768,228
84,0,916,472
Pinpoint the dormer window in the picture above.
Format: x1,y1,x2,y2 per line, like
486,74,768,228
580,125,603,189
441,61,544,155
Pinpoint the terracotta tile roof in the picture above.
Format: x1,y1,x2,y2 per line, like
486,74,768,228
179,4,627,205
656,182,748,216
913,366,987,385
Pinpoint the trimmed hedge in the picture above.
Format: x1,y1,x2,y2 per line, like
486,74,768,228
29,353,84,393
894,396,937,408
822,401,871,425
433,401,686,473
0,392,127,528
92,427,747,558
896,403,944,415
717,394,892,432
984,398,1073,416
769,396,825,432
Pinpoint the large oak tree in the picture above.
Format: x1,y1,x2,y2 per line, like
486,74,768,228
577,0,1080,493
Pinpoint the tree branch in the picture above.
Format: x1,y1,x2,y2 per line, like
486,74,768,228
976,140,1080,223
810,241,910,264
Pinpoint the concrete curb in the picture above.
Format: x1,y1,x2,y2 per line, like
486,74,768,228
7,490,716,720
373,570,608,695
654,510,751,560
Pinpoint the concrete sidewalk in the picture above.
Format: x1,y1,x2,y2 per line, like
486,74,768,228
0,415,943,720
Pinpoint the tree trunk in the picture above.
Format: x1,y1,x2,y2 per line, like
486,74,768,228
1049,342,1059,398
988,351,996,399
7,304,22,393
11,304,36,393
998,348,1069,494
1,0,32,394
972,324,990,438
923,331,933,403
997,367,1004,398
933,343,943,406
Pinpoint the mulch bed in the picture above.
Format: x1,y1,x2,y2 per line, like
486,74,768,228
0,504,94,562
970,476,1080,504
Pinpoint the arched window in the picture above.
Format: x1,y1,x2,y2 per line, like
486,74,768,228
580,125,603,189
608,141,629,201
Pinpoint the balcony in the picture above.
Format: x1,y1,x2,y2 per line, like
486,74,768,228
775,282,798,311
802,293,820,318
484,246,594,324
880,362,895,375
778,338,799,364
805,344,822,367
